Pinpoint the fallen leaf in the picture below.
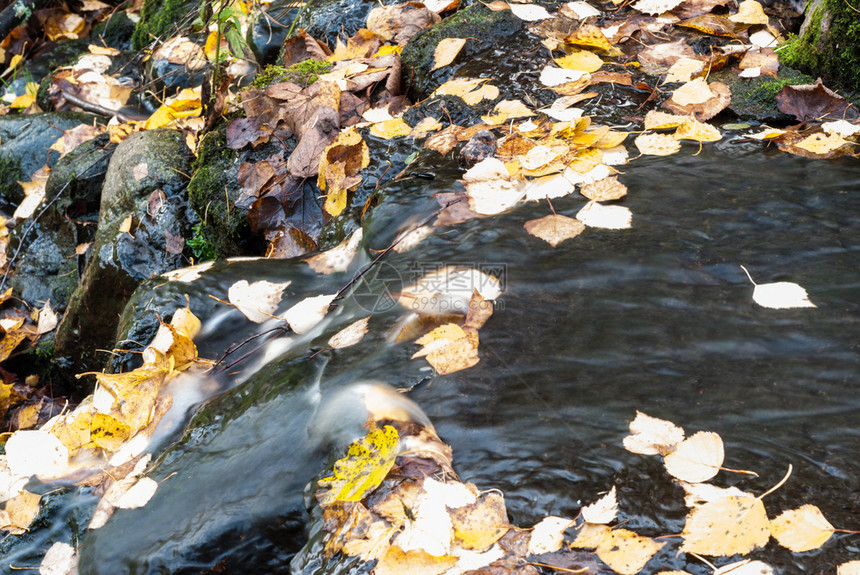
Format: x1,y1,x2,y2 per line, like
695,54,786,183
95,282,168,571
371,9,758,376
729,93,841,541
729,0,768,24
635,133,682,156
369,118,413,139
394,477,477,555
283,293,337,334
37,301,59,335
481,99,535,125
431,38,467,70
143,87,203,130
775,78,858,122
740,266,816,309
5,429,70,479
769,504,834,552
671,77,714,106
562,1,601,18
118,214,134,235
632,0,684,14
328,317,371,349
317,425,400,505
713,559,774,575
2,490,41,534
579,176,627,201
839,561,860,575
110,476,158,509
39,541,77,575
749,30,778,48
664,81,732,121
581,486,617,524
366,3,441,45
509,3,554,20
528,516,575,554
739,48,779,78
565,23,616,54
540,66,590,88
674,118,722,142
623,411,685,455
555,49,603,73
374,545,458,575
681,494,770,556
596,528,664,575
794,132,850,155
319,127,370,217
450,491,510,550
228,279,292,323
465,179,526,215
576,201,632,229
524,214,585,247
663,431,724,483
822,119,860,138
305,228,364,274
664,57,705,83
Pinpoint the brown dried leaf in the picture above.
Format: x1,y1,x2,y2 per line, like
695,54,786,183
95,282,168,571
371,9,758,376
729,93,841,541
663,81,731,121
366,2,441,45
776,78,859,122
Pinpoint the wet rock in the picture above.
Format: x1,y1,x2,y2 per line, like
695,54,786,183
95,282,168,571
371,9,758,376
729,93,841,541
400,4,524,101
250,3,293,66
710,66,815,121
54,129,195,377
292,0,378,48
144,35,208,96
459,130,496,167
131,0,197,50
0,112,98,205
90,12,137,52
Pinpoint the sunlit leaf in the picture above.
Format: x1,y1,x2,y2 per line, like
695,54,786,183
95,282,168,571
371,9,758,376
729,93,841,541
374,545,458,575
596,528,664,575
40,542,77,574
576,201,632,229
228,279,292,323
555,49,603,73
740,266,816,309
450,491,510,550
565,23,616,54
635,133,681,156
90,412,133,452
632,0,684,14
664,57,705,83
623,411,685,455
5,430,70,479
369,118,413,139
328,317,371,349
1,490,41,534
431,38,467,70
143,87,203,130
681,495,770,556
581,486,617,524
838,561,860,575
769,504,834,552
663,431,724,483
579,176,627,201
305,229,363,274
713,559,774,575
528,516,574,554
481,99,535,125
283,293,337,334
317,425,400,505
674,119,722,142
509,3,554,20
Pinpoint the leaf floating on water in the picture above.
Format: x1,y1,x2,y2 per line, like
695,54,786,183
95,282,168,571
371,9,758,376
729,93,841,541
579,176,627,201
675,119,722,142
663,431,724,483
328,317,371,349
431,38,467,70
374,545,458,575
528,516,575,554
635,133,681,156
305,229,364,274
228,279,292,323
740,266,816,309
576,201,632,229
680,494,770,556
317,425,400,505
769,504,834,552
839,561,860,575
524,214,585,247
283,293,337,334
369,118,413,140
40,541,77,575
623,411,685,455
581,486,618,524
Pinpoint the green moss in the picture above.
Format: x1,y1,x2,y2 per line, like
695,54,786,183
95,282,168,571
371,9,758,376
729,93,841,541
187,221,217,261
252,60,333,89
779,0,860,92
0,154,24,204
132,0,195,50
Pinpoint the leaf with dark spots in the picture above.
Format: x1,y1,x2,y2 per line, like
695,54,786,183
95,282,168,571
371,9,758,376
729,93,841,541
226,116,273,150
267,227,318,258
776,78,859,123
248,196,286,234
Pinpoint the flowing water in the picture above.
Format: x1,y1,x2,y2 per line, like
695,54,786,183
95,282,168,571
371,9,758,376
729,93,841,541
3,132,859,573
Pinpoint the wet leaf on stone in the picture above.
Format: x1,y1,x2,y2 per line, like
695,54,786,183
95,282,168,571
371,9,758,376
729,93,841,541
317,425,400,505
431,38,467,71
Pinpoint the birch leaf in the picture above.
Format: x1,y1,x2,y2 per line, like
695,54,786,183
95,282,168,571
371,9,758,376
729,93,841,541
316,425,400,505
579,176,627,201
581,486,617,524
524,215,585,247
623,411,685,455
596,529,664,575
769,505,834,552
635,133,681,156
681,495,770,556
431,38,467,70
713,560,774,575
283,293,337,334
663,431,724,483
528,516,575,555
228,280,292,323
576,201,632,230
509,3,554,20
839,561,860,575
740,266,816,309
328,317,371,349
40,542,77,575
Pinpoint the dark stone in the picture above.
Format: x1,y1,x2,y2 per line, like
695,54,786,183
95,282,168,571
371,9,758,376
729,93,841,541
54,129,195,378
710,66,815,121
91,12,137,52
292,0,377,48
251,5,292,66
459,129,496,167
400,4,524,101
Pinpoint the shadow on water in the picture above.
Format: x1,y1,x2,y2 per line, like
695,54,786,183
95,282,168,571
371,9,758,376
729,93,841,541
3,136,858,573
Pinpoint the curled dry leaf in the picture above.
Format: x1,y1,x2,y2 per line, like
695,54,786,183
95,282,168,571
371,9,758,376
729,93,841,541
623,411,685,455
769,504,834,552
228,280,292,323
524,214,585,247
581,486,617,524
663,431,724,483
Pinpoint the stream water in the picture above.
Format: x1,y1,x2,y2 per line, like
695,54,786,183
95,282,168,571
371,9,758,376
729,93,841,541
2,130,859,573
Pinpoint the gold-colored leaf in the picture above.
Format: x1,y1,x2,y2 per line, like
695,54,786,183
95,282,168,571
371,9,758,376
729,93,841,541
90,412,133,452
554,49,603,73
316,425,400,505
450,491,510,550
769,504,834,552
481,100,535,125
596,528,664,575
431,37,467,70
374,545,458,575
680,495,770,556
634,133,681,156
579,176,627,201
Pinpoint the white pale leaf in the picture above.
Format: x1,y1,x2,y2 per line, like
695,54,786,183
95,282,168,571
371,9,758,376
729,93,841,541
544,106,584,122
162,261,215,282
565,1,601,18
5,430,70,479
0,460,29,502
679,481,750,509
444,544,505,575
713,559,774,575
425,476,479,508
749,30,778,48
362,107,394,123
540,66,589,87
283,293,337,334
738,67,761,78
520,145,566,170
822,120,860,138
37,300,59,335
664,57,705,83
399,267,502,314
576,201,632,230
465,179,526,215
632,0,684,15
463,157,510,182
40,542,77,575
305,228,364,274
623,411,685,455
528,516,575,554
752,282,816,309
396,477,476,556
672,78,713,106
838,560,860,575
524,173,576,201
393,225,433,253
581,486,618,524
663,431,724,483
509,3,554,20
228,279,292,323
601,145,629,166
111,477,158,509
328,317,370,349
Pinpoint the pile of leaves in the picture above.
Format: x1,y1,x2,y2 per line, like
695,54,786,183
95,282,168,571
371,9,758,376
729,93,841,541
312,410,860,574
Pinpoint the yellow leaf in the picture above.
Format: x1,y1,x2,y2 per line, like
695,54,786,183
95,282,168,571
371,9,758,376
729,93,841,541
663,431,724,483
672,78,714,106
596,528,665,575
143,87,203,130
554,49,603,73
635,133,681,156
50,408,94,454
90,412,133,452
769,504,834,552
524,214,585,247
374,45,402,57
674,119,722,142
450,491,510,550
317,425,400,505
528,516,575,554
580,176,627,201
431,37,467,71
1,490,41,534
581,486,618,524
319,127,370,217
481,99,535,125
415,323,466,346
9,93,35,109
565,23,618,55
90,366,168,431
664,57,705,83
119,213,134,234
369,118,413,139
570,522,611,549
795,131,850,155
680,495,770,556
729,0,769,24
374,545,458,575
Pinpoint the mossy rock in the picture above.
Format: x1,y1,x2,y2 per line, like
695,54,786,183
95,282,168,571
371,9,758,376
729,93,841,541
710,66,815,121
132,0,197,50
187,128,270,258
91,11,137,51
780,0,860,93
400,4,524,101
252,60,333,89
0,154,24,207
